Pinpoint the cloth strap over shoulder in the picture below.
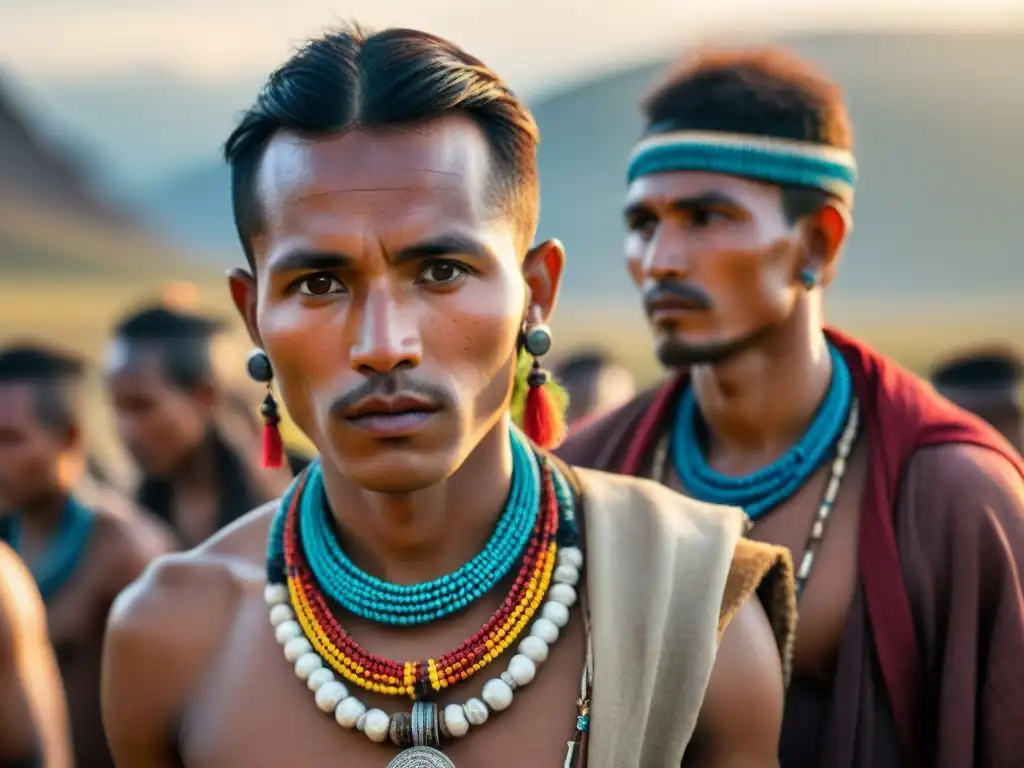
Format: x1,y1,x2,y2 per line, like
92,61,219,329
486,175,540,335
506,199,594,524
567,466,744,767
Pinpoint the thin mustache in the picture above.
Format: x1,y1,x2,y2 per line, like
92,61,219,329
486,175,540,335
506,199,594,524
642,282,713,310
327,375,451,418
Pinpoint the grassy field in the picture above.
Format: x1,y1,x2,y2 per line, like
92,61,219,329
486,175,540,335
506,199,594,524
2,275,1021,482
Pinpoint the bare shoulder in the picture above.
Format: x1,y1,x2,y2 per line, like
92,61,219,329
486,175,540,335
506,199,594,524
102,503,277,763
0,542,46,646
687,595,783,767
91,501,172,556
88,500,179,596
107,500,276,638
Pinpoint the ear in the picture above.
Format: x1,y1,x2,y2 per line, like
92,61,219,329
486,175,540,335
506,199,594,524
801,204,849,287
522,239,565,324
228,268,263,348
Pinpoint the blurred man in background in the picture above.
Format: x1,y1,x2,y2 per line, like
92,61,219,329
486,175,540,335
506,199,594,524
0,344,172,768
105,304,292,548
551,349,636,427
0,541,72,768
559,47,1024,767
930,345,1024,452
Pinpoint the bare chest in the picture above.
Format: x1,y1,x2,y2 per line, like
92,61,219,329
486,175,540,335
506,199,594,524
46,562,108,664
184,593,588,768
665,436,867,680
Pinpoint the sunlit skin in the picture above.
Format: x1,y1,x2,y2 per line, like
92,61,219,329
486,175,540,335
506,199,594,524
229,115,565,583
105,353,215,479
101,114,786,768
622,167,867,697
0,383,73,513
623,170,847,464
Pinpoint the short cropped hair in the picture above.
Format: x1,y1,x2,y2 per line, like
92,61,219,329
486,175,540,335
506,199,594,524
641,47,853,222
111,306,225,392
0,345,85,434
224,24,540,265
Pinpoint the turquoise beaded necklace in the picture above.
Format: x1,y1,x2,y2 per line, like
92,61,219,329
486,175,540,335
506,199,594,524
295,426,542,626
0,495,95,603
672,341,853,520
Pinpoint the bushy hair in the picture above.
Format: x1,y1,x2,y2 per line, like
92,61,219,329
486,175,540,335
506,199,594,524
642,47,853,222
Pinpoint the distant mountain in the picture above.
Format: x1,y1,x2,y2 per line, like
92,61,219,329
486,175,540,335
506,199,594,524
14,69,261,190
0,76,128,228
139,157,237,259
136,31,1024,303
532,32,1024,302
0,75,205,280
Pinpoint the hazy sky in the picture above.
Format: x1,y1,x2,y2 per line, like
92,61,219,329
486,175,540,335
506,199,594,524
1,0,1021,189
2,0,1022,93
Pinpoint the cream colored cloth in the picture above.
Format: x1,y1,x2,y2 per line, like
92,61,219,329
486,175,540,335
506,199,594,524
577,468,747,768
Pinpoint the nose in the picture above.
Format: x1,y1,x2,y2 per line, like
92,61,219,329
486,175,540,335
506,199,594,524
644,221,692,283
349,284,422,375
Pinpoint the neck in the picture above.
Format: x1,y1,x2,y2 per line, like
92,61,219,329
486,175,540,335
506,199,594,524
18,487,71,543
170,431,219,492
320,419,514,586
689,310,833,464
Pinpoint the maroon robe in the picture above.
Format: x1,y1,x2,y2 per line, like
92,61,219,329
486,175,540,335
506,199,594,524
557,329,1024,767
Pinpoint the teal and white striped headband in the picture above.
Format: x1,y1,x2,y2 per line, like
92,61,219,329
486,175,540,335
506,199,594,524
626,130,857,205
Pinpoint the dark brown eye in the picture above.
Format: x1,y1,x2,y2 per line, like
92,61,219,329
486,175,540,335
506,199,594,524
626,212,658,241
419,261,466,285
298,273,343,296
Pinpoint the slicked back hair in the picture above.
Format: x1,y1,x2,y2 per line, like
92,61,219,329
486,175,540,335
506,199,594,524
641,47,853,223
224,24,541,266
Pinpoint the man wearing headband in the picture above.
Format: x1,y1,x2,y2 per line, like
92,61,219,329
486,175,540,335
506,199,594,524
101,25,795,768
558,48,1024,766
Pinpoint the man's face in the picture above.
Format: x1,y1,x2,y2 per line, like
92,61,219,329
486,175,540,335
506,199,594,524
106,353,209,478
0,383,68,509
623,171,807,367
231,116,560,494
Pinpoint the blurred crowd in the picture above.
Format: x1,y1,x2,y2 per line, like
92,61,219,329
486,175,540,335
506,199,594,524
1,24,1023,768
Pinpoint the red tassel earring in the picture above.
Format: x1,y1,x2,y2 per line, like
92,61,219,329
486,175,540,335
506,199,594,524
522,323,566,449
246,349,284,469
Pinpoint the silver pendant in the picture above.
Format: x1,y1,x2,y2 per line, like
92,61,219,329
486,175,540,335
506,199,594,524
386,747,456,767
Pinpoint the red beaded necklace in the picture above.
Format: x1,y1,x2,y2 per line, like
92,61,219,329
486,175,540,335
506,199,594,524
282,461,562,700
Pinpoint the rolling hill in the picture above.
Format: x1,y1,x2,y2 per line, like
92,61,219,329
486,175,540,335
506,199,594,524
136,31,1024,308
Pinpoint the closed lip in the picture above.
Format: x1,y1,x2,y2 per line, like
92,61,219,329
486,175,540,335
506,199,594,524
645,297,707,315
342,394,440,421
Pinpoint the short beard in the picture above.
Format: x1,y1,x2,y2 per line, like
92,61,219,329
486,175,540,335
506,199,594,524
655,323,776,368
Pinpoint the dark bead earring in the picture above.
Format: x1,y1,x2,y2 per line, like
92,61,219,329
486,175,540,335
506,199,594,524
246,349,283,469
520,323,564,448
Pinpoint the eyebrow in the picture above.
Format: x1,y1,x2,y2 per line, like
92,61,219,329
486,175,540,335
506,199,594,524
266,233,496,275
623,191,743,220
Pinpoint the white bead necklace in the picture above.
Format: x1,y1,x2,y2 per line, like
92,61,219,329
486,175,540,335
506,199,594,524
266,545,584,765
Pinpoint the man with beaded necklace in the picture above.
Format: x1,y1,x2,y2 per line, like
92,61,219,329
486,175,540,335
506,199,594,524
100,25,795,768
557,48,1024,767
